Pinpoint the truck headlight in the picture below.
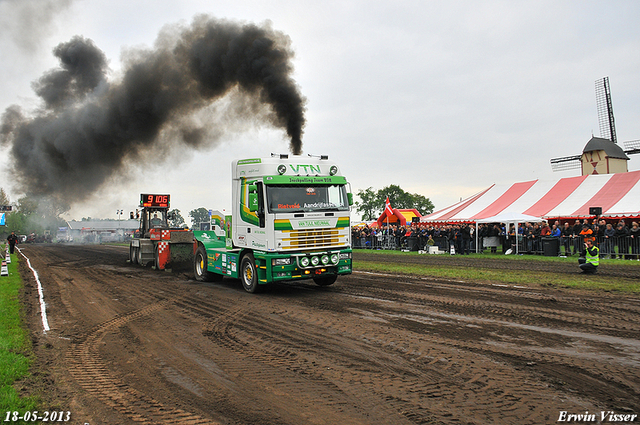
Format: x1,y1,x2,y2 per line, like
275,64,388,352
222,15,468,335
330,254,339,264
272,258,291,266
300,257,310,267
321,254,329,265
339,252,351,259
311,256,320,266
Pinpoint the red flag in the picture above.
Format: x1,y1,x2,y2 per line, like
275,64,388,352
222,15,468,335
385,196,393,215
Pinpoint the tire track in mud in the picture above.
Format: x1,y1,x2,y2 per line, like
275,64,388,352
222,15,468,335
347,272,640,336
170,289,600,424
70,258,639,424
21,245,640,424
275,274,640,414
23,245,221,424
66,300,220,425
337,273,640,412
175,296,427,424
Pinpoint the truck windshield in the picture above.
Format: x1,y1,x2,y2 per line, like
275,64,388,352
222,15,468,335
147,208,167,228
266,185,349,213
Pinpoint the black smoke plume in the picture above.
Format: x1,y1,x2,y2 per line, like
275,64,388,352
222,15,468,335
1,15,306,203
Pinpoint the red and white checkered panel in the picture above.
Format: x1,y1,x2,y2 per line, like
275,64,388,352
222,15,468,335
157,241,170,269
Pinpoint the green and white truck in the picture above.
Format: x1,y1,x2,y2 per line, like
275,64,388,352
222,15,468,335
193,155,353,292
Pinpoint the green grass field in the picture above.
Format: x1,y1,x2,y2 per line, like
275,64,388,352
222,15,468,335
354,249,640,293
0,244,39,419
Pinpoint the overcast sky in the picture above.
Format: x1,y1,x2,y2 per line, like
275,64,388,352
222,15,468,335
1,0,639,223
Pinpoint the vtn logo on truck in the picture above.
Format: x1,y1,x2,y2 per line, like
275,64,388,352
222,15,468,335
290,164,322,174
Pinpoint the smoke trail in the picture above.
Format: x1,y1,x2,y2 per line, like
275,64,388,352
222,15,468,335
0,0,74,53
1,15,306,203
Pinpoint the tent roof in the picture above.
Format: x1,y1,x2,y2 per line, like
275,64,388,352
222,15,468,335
422,170,640,223
476,212,542,224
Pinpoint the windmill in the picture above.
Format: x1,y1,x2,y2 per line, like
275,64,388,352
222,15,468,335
550,77,640,175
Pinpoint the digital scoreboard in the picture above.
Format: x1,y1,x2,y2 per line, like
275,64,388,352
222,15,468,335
141,194,170,208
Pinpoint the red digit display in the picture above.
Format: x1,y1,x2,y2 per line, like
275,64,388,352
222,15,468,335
141,194,170,207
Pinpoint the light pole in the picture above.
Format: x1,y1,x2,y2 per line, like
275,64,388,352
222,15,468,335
116,210,123,240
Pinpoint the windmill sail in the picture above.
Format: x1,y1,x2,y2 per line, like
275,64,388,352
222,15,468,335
595,76,617,144
551,77,639,173
550,154,581,171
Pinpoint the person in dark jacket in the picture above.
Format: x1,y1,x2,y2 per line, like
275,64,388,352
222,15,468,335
487,224,500,253
572,219,583,254
603,223,615,258
630,222,640,257
561,222,573,255
613,222,629,259
459,224,471,255
7,231,18,254
530,223,541,253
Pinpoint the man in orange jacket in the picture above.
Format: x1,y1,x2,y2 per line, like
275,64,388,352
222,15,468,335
579,224,595,244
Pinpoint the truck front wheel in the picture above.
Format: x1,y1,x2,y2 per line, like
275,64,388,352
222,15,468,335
240,253,260,293
194,246,221,282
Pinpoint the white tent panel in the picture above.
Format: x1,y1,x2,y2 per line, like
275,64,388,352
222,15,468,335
608,177,640,215
545,174,612,217
453,184,513,220
476,212,542,223
503,179,557,214
425,197,470,221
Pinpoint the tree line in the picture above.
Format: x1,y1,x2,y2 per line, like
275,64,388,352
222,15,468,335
0,188,68,237
355,184,434,221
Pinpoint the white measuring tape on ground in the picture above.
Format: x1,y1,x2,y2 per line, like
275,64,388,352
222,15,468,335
17,247,50,333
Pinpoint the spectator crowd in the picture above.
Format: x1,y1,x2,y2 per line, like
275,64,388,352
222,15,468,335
352,218,640,259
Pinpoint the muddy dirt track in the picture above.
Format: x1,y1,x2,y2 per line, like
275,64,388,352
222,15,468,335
17,244,640,425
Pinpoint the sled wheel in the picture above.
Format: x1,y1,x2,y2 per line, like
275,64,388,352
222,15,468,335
194,246,221,282
240,253,260,293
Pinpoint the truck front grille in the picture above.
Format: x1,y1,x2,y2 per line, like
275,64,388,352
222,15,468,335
281,228,348,250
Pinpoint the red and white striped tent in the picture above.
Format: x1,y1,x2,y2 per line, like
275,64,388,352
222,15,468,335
421,170,640,223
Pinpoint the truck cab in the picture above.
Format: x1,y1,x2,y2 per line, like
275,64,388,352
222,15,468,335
139,207,169,237
193,155,353,292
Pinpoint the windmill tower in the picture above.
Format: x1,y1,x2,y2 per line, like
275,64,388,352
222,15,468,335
550,77,640,175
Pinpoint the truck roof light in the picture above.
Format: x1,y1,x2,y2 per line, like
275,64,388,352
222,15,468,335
271,153,288,159
307,154,329,160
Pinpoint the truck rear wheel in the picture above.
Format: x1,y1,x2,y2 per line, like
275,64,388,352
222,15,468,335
194,246,221,282
130,245,138,265
240,253,260,293
136,247,144,266
313,275,337,286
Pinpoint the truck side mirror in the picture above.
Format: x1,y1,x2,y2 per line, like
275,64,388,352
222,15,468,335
248,183,259,212
347,193,354,206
